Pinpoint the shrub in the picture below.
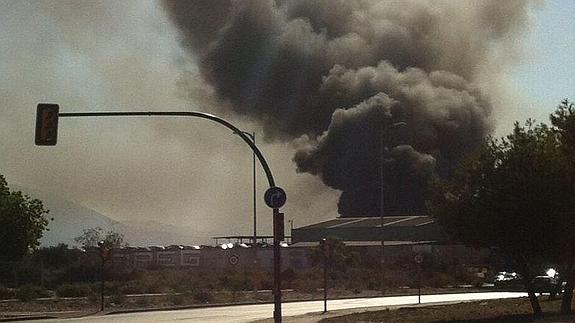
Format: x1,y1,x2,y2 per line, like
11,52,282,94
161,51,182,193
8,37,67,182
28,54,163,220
251,271,273,290
133,296,150,307
292,277,320,294
192,289,213,303
56,284,92,297
119,280,149,295
107,291,126,306
168,292,185,305
16,285,50,302
87,291,99,304
0,286,15,300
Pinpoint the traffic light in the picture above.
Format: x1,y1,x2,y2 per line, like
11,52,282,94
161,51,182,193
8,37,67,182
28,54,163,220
35,103,59,145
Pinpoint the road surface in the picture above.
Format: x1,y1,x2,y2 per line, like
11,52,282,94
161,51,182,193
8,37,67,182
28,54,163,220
30,292,527,323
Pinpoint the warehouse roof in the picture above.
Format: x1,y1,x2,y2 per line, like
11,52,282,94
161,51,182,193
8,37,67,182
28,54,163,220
292,215,447,243
298,215,434,230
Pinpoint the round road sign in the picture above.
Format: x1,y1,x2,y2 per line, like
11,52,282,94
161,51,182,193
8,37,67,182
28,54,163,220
229,254,239,265
414,254,424,264
264,186,287,208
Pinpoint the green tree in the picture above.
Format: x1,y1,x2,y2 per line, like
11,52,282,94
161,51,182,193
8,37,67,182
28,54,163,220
34,243,72,268
310,237,358,272
550,99,575,314
0,175,50,262
74,227,125,249
429,120,574,317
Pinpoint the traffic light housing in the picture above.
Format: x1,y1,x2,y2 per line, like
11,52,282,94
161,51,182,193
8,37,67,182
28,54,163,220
35,103,59,145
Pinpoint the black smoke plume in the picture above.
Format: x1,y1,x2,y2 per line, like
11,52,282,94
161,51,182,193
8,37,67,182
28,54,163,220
163,0,533,216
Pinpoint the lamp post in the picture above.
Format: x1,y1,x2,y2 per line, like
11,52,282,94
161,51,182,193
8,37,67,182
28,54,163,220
380,121,407,294
238,131,257,246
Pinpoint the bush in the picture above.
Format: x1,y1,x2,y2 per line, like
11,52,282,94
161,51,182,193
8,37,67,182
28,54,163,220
292,277,320,294
168,292,185,305
16,285,50,302
119,280,149,295
192,289,213,303
87,291,99,304
56,284,92,297
0,286,15,300
133,296,150,307
107,291,126,306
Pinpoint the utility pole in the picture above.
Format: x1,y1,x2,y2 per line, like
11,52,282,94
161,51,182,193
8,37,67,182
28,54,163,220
237,131,257,247
252,132,257,246
379,121,408,295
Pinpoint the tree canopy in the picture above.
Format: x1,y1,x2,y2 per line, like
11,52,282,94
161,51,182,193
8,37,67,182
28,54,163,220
74,226,125,249
310,237,358,272
0,175,50,262
429,108,575,316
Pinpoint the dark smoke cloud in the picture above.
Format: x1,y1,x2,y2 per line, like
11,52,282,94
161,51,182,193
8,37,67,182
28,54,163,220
164,0,534,216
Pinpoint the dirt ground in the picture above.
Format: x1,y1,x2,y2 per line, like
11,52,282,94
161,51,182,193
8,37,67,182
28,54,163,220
319,297,575,323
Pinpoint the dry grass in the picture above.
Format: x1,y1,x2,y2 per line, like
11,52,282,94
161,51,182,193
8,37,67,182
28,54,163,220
321,297,575,323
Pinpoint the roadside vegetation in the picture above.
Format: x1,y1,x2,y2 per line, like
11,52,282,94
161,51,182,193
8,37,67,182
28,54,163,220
0,242,501,317
429,99,575,317
321,297,575,323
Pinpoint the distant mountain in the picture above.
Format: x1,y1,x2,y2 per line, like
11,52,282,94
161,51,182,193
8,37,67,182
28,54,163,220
13,185,210,247
13,185,117,247
113,220,209,246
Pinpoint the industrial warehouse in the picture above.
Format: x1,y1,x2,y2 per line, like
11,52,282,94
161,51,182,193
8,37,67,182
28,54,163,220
108,215,491,275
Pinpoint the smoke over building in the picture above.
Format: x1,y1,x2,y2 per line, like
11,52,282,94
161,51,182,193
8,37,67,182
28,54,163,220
163,0,534,216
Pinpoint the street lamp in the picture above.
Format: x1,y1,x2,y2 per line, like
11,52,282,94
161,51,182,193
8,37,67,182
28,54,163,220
237,131,257,246
379,121,407,294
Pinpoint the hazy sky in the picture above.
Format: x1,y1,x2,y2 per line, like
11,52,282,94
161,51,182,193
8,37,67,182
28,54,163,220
510,0,575,114
1,1,573,244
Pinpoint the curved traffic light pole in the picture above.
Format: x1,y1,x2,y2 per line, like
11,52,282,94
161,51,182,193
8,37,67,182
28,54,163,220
57,110,284,322
60,111,275,187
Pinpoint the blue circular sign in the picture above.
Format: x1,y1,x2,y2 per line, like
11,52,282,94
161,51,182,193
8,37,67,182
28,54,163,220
264,186,287,208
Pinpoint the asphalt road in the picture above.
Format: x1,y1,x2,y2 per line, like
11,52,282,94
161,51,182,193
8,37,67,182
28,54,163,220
30,292,527,323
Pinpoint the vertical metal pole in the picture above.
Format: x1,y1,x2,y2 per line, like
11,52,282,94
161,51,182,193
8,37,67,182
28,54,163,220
418,264,421,304
252,134,258,291
253,132,257,246
273,208,282,323
100,254,105,311
323,240,328,313
380,126,385,294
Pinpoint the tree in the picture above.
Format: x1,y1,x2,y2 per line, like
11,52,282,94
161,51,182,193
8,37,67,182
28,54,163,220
34,243,72,268
310,237,358,273
74,227,125,249
0,175,50,262
429,120,574,317
550,99,575,314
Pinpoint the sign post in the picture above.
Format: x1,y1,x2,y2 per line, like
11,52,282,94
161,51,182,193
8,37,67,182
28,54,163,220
414,254,423,304
265,186,287,323
98,240,108,312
